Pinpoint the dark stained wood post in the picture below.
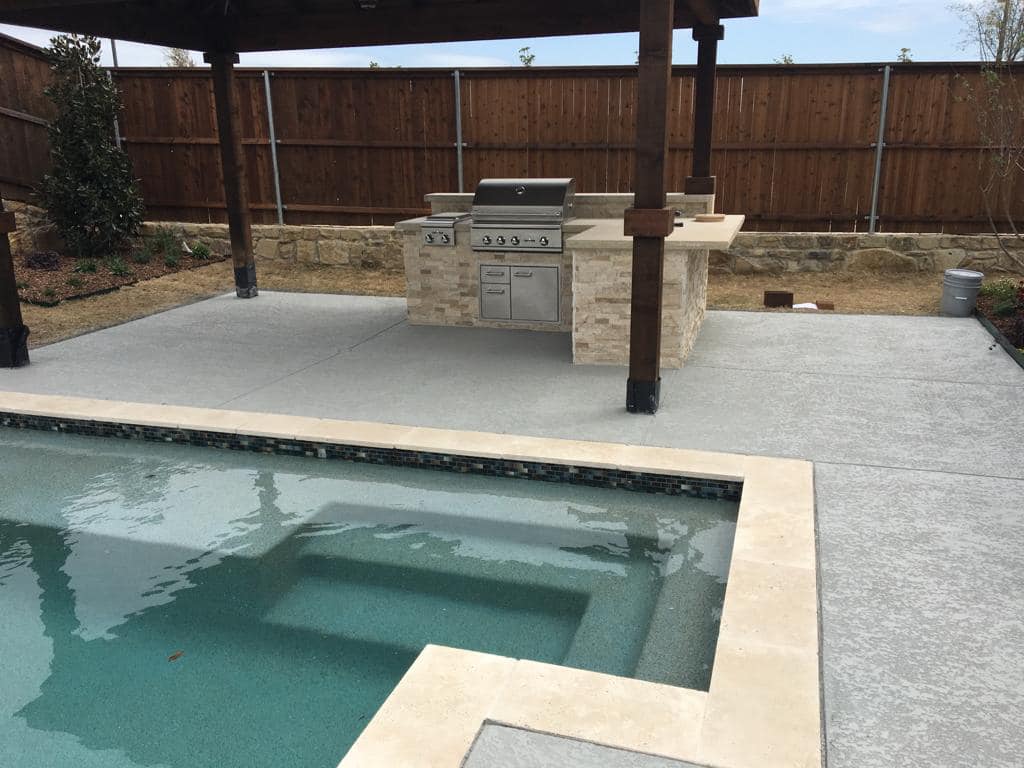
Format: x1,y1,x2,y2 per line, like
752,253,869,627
0,200,29,367
205,51,258,298
685,23,724,195
624,0,675,413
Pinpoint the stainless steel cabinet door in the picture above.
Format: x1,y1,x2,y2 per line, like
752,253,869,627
510,266,559,322
480,284,512,319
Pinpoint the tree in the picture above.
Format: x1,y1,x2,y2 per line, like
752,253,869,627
518,46,535,67
953,0,1024,63
369,60,380,68
164,48,196,67
774,54,795,64
898,47,913,62
39,35,144,260
954,1,1024,269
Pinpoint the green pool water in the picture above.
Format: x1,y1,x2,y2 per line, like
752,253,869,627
0,429,737,768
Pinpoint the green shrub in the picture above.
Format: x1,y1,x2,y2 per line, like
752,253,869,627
191,242,211,260
106,256,132,277
979,279,1018,302
16,281,28,290
43,288,56,298
132,243,153,264
67,276,84,288
152,227,182,256
73,259,97,273
38,35,144,259
164,252,180,268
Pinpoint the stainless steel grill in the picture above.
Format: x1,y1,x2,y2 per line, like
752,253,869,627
470,178,575,253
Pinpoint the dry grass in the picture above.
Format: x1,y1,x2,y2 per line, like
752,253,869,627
708,271,946,315
22,261,407,348
23,260,971,349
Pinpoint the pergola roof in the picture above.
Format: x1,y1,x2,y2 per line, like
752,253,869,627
0,0,757,52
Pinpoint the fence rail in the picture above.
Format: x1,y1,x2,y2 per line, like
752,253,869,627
2,33,1022,234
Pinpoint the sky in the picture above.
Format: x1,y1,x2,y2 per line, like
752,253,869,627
0,1,984,69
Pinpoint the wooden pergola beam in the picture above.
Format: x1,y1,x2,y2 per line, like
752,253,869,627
0,200,29,367
685,23,725,195
626,0,675,414
205,51,257,298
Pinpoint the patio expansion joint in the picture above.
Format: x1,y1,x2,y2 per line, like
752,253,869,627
815,459,1024,484
214,316,409,409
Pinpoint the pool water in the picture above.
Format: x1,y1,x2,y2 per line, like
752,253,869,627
0,429,737,768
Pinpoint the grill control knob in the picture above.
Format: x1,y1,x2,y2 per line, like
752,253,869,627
425,233,435,243
496,236,506,245
509,236,520,246
440,232,451,244
539,236,549,246
482,235,492,245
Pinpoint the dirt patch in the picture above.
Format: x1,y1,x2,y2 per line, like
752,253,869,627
976,285,1024,350
22,262,985,351
707,271,945,315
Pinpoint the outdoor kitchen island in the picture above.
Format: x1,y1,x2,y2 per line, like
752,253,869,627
396,190,743,368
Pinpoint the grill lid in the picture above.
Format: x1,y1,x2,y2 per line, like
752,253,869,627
471,178,575,222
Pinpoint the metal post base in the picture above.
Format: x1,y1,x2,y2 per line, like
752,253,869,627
0,324,30,368
234,265,258,298
626,377,661,414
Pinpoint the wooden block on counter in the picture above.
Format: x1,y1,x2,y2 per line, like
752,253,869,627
623,208,676,238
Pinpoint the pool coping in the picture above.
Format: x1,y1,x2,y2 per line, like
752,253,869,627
0,390,820,768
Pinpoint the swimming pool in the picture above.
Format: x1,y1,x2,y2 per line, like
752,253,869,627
1,428,737,768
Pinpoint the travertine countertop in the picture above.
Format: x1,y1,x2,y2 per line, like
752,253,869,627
396,214,745,251
565,215,745,250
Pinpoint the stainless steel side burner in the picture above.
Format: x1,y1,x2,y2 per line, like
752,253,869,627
470,178,575,253
421,212,470,247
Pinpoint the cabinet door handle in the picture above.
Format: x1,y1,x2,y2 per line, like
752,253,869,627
484,288,506,294
484,271,505,277
513,270,533,277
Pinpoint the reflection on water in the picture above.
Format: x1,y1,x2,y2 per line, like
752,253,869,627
0,429,737,768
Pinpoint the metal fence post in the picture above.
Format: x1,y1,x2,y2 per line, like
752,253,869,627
868,64,891,234
263,69,285,225
453,69,465,193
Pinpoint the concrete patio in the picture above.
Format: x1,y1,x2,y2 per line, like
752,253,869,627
3,291,1023,768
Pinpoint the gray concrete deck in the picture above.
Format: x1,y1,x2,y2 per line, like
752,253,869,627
3,291,1023,768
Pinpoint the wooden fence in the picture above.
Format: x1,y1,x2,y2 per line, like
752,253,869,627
0,33,52,203
2,32,1021,233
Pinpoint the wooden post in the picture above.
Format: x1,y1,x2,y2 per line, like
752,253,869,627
0,200,29,367
205,51,257,298
625,0,674,413
684,24,724,196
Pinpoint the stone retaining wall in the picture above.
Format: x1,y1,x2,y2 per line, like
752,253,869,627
142,221,403,270
710,232,1024,275
6,199,1023,276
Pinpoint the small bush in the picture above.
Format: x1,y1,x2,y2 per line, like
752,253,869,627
43,288,56,298
106,256,132,277
191,242,211,260
152,227,183,258
24,250,61,271
993,298,1018,317
68,276,84,288
16,281,28,290
164,252,180,268
73,259,97,273
132,244,153,264
979,279,1018,302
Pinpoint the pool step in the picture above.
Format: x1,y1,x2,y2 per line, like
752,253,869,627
262,556,583,663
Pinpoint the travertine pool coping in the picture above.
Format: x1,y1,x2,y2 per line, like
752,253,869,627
0,390,820,768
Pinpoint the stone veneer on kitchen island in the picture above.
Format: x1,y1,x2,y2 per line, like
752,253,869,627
396,193,743,369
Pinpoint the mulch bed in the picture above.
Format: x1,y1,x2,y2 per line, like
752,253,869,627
15,250,230,306
976,294,1024,350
